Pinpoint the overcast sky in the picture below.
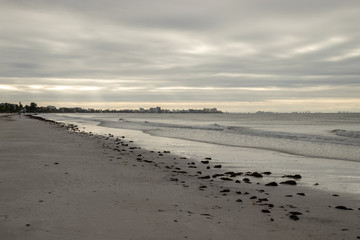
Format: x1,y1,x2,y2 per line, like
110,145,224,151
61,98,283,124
1,0,359,112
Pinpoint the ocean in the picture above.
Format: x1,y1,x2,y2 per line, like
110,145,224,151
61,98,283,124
40,112,360,197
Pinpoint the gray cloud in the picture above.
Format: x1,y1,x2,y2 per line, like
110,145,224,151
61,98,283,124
1,0,360,111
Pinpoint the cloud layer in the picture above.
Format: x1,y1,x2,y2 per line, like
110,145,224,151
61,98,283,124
1,0,360,112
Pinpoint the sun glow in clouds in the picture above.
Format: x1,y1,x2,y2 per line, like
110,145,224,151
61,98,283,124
215,73,280,78
293,37,345,54
153,86,282,92
278,37,347,58
79,86,102,91
0,85,17,90
29,85,44,89
182,44,216,54
326,48,360,62
26,85,102,91
48,86,73,91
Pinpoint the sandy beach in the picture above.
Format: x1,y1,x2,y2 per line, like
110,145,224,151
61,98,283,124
0,115,359,240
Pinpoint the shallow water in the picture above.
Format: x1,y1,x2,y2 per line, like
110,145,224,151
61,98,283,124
40,113,360,197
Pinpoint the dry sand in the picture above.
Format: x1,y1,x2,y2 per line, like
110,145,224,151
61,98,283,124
0,115,359,240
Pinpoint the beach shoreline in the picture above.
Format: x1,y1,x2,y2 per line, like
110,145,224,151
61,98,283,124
0,115,359,239
40,112,360,197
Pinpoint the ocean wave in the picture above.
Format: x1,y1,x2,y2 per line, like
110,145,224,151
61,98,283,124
101,118,360,147
144,128,360,162
105,118,360,147
225,126,360,147
330,129,360,139
111,118,226,131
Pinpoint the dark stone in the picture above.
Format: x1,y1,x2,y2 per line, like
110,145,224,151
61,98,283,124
224,171,242,176
198,175,211,179
297,193,305,196
236,191,242,194
289,215,299,221
201,161,209,164
243,178,251,183
199,185,207,189
220,177,233,181
249,172,263,178
258,198,268,202
206,166,211,169
289,211,303,215
205,157,212,160
265,182,278,187
172,170,187,174
282,174,302,179
335,206,353,210
212,174,225,178
285,195,293,197
236,199,242,202
262,171,272,175
213,165,222,168
229,172,243,177
235,180,241,183
201,213,212,217
249,196,257,199
280,180,297,185
261,209,270,213
220,189,230,193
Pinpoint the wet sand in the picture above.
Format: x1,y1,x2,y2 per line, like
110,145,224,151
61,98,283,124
0,115,359,239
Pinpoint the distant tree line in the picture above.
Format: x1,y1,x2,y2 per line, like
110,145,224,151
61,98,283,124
0,102,39,113
1,102,223,114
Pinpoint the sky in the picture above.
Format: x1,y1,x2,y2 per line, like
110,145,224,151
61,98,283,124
1,0,360,112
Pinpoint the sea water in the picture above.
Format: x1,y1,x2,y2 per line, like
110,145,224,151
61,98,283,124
40,113,360,197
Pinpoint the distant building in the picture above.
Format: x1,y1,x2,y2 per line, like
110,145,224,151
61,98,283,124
47,105,57,111
149,106,161,113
